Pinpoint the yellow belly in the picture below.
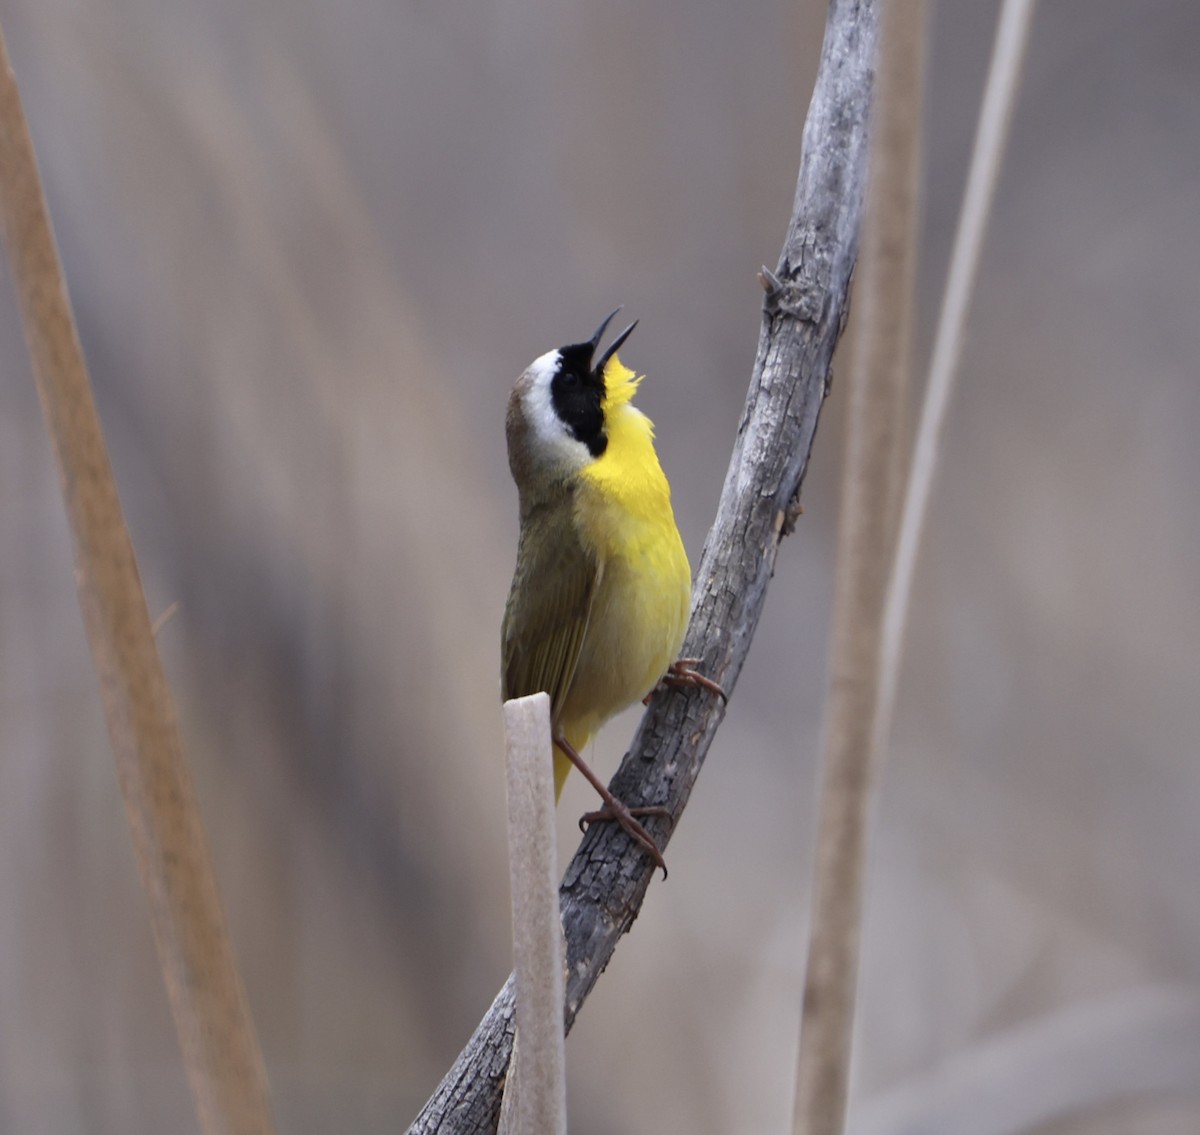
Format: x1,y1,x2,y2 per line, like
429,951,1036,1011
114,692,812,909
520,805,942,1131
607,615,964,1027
554,484,691,797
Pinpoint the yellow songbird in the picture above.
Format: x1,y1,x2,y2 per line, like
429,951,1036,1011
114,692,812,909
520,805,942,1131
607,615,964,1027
501,311,721,872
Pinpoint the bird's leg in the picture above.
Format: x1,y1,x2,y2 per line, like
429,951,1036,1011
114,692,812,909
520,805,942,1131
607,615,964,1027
643,658,727,705
554,732,670,878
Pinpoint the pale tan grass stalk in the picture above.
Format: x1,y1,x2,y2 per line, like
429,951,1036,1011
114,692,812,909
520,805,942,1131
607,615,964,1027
792,2,926,1133
498,693,567,1135
0,24,276,1135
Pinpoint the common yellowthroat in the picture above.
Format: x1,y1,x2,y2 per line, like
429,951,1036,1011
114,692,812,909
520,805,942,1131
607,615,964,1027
502,311,722,873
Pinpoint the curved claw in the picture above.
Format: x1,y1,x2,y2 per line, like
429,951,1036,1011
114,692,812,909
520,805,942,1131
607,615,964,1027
555,729,670,878
578,802,671,879
649,658,728,704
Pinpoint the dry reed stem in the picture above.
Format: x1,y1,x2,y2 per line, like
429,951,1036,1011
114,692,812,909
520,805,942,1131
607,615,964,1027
0,23,276,1135
791,2,925,1133
498,694,567,1135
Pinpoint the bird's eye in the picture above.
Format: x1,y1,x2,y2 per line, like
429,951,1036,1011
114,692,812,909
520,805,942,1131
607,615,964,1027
559,371,580,388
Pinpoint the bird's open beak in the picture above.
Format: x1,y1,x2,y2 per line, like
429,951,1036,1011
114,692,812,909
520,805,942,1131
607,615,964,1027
587,308,622,352
595,318,637,375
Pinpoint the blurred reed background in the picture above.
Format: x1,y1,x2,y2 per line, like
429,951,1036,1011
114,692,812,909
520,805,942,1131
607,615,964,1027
0,1,1197,1132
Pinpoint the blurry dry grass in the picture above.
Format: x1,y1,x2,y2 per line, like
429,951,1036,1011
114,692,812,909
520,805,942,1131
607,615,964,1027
0,16,275,1132
0,1,1198,1133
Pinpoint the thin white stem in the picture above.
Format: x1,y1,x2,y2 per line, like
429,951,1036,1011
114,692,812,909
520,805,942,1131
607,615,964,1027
499,693,567,1135
874,0,1039,759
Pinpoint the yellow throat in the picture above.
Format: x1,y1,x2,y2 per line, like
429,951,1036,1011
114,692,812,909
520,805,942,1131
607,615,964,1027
558,356,691,795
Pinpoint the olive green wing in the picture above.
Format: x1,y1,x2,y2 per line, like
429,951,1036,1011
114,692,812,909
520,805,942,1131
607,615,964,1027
501,511,599,723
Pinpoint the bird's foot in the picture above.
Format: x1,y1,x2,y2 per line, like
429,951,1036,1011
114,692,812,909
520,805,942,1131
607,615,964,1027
555,731,671,878
579,801,672,878
643,658,727,705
